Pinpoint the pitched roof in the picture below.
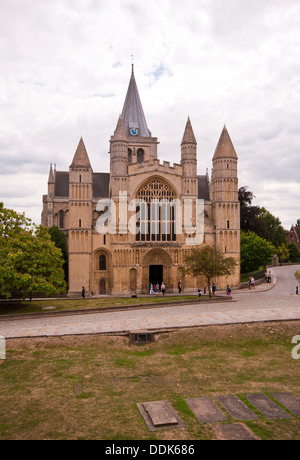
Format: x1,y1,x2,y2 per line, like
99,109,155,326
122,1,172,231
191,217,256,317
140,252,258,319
121,65,151,137
70,137,92,169
54,172,110,198
112,115,128,142
181,117,197,145
213,125,238,160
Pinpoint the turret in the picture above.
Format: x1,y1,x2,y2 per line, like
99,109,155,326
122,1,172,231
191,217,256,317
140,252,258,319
181,117,198,197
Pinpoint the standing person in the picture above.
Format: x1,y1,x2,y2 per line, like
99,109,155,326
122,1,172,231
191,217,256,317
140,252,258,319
178,280,182,294
150,283,154,295
226,285,232,296
268,271,272,283
250,276,255,289
198,287,202,298
161,282,166,296
212,283,216,296
82,286,86,299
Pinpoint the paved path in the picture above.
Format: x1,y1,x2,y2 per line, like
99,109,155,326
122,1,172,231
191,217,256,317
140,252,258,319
0,265,299,339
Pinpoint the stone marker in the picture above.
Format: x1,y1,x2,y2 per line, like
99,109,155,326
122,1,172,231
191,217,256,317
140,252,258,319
185,397,227,424
137,401,185,432
219,423,259,441
216,395,259,420
270,393,300,417
244,394,292,419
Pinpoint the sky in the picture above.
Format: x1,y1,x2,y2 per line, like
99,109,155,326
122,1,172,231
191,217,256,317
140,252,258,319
0,0,299,230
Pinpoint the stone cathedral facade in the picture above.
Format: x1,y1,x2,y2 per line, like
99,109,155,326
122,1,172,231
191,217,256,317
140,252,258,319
42,66,240,296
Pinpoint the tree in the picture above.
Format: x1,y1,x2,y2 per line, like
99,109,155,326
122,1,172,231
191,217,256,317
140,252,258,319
241,231,276,273
238,186,267,236
258,207,286,248
0,204,66,299
287,243,300,262
48,226,69,282
184,246,237,297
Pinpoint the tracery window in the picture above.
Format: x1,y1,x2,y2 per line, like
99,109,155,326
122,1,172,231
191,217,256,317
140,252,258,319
136,178,177,242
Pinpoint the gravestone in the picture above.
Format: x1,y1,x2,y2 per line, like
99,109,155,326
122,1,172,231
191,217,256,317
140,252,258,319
137,401,185,432
270,393,300,417
219,423,259,441
185,397,227,423
216,395,259,420
244,394,292,419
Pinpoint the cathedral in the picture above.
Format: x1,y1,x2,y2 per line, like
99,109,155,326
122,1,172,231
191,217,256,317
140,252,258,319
42,66,240,296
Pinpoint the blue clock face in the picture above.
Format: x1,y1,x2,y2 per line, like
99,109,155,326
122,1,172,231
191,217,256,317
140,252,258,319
130,128,139,136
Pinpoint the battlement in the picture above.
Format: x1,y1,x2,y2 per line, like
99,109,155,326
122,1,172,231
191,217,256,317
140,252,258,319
129,158,182,176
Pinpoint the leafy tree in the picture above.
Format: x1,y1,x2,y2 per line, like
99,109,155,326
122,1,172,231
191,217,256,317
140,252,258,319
287,243,300,262
277,243,289,261
0,204,66,299
48,226,68,282
184,246,237,297
241,231,276,273
238,186,267,236
258,207,286,248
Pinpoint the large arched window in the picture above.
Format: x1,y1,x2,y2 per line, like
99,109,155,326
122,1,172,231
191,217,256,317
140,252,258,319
136,178,177,242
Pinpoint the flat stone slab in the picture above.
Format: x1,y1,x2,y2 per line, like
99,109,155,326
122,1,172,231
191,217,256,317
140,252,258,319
137,401,185,432
218,423,259,441
185,397,227,423
270,393,300,417
244,394,292,420
216,395,259,420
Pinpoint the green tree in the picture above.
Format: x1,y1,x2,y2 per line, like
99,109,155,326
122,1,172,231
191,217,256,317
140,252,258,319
241,231,276,273
48,226,68,282
0,204,66,299
258,207,286,248
184,246,237,297
287,243,300,262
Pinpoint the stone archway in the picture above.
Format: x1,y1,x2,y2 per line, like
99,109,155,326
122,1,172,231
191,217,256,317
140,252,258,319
141,248,173,293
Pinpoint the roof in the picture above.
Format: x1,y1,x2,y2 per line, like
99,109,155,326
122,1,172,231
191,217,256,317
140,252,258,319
198,175,210,201
121,65,151,137
54,172,110,198
181,117,197,145
213,125,238,160
70,137,92,169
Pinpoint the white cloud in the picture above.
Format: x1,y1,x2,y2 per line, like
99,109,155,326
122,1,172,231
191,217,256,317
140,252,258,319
0,0,299,229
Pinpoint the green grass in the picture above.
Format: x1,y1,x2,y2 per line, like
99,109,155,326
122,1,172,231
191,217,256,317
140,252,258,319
0,321,299,440
0,295,212,316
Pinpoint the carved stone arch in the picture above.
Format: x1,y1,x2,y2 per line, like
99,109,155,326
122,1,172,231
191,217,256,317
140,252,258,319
93,248,113,295
141,248,173,294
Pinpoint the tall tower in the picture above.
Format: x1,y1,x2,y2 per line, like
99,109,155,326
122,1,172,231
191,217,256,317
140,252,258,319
181,117,198,197
211,126,240,286
68,137,93,296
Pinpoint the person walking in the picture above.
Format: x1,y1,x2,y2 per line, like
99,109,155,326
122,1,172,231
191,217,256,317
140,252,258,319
161,282,166,296
150,283,154,295
178,281,182,294
212,283,216,296
226,285,232,296
198,287,202,298
82,287,86,299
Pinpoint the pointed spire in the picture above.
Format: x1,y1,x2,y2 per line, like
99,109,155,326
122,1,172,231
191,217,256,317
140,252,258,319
121,65,151,137
213,125,238,160
48,163,54,183
70,137,91,169
112,115,128,142
181,117,197,145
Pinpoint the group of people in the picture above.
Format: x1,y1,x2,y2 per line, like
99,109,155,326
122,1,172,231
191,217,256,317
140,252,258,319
150,282,166,296
197,283,217,297
265,271,272,283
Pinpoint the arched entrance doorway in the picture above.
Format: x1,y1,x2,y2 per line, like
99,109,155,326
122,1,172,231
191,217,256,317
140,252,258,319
99,279,107,295
142,248,173,293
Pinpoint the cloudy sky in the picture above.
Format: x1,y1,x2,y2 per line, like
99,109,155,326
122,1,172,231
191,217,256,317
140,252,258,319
0,0,299,229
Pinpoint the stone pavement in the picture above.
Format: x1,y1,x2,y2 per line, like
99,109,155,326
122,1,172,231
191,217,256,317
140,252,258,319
0,265,299,339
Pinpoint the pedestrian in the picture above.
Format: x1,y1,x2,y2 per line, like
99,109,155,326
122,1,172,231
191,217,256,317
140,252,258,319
150,283,154,295
198,287,202,298
268,271,272,283
178,280,182,294
161,282,166,296
226,285,232,296
250,276,255,289
248,276,252,289
212,283,216,296
82,286,86,299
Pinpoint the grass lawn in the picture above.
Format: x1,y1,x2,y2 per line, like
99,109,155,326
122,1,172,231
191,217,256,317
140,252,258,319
0,295,214,316
0,321,299,440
